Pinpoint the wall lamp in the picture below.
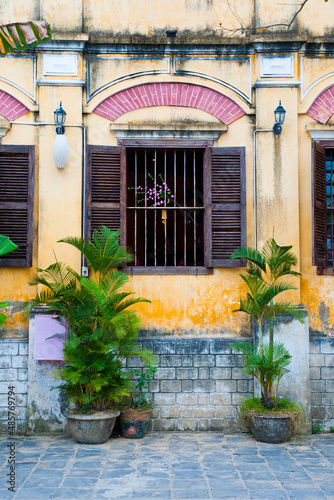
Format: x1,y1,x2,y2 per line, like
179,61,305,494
273,101,286,135
53,101,69,169
54,101,66,134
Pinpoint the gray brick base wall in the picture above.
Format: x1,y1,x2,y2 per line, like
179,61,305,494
1,334,334,434
0,338,28,433
131,338,253,433
310,336,334,431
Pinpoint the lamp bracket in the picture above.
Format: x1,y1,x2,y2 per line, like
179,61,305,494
56,125,65,135
273,123,282,135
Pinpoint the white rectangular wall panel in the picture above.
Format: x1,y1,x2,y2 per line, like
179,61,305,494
43,54,78,76
261,56,294,77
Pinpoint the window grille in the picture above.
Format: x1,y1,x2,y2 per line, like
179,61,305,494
326,149,334,266
126,148,204,267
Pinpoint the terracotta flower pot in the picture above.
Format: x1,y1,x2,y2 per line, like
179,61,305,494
65,410,120,444
248,413,293,443
120,409,152,439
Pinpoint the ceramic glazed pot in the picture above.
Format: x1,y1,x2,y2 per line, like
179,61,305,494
120,409,152,439
248,413,293,443
65,410,120,444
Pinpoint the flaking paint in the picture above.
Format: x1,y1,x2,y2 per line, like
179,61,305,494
1,0,334,337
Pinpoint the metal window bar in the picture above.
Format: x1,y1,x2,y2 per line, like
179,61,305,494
330,150,333,265
174,149,176,267
164,149,167,266
193,150,197,267
134,149,137,266
184,150,186,266
327,149,334,266
154,150,157,267
144,150,147,266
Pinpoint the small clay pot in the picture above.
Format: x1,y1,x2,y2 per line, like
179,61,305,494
248,413,293,443
120,409,152,439
65,410,120,444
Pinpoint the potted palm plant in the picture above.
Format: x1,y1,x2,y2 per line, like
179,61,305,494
23,226,156,444
230,237,307,443
120,365,156,439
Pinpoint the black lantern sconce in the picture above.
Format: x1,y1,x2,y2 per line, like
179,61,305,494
273,101,286,135
54,101,67,135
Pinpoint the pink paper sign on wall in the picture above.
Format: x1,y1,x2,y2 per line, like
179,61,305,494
34,315,66,360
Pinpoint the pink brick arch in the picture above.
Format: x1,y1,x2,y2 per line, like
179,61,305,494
307,86,334,124
93,83,245,124
0,90,29,121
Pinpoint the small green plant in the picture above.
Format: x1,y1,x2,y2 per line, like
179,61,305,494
329,426,334,433
129,365,157,410
239,396,305,436
312,424,323,434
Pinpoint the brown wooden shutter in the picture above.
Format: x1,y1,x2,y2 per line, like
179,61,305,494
204,147,246,267
85,145,123,242
312,141,327,268
0,145,34,267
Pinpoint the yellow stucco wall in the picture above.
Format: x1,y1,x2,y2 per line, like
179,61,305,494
1,0,334,36
1,0,334,337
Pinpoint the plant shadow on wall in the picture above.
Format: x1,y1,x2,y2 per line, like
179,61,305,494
230,237,307,443
23,226,156,444
0,235,18,329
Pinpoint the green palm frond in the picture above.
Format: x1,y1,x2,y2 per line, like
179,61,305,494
233,341,292,402
233,298,263,324
59,227,133,279
0,22,51,55
263,301,307,325
239,273,268,299
0,235,18,257
28,262,78,291
230,246,267,273
261,238,300,281
260,280,297,305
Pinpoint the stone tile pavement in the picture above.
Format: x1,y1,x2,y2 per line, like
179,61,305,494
0,432,334,499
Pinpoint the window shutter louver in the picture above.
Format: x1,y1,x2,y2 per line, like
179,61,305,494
205,147,246,267
86,145,123,242
312,141,327,268
0,146,34,267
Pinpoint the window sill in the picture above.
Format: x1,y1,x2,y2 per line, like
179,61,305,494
317,267,334,275
124,266,213,275
0,260,31,268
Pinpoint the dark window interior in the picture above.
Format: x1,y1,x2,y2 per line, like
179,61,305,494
326,149,334,266
126,148,204,267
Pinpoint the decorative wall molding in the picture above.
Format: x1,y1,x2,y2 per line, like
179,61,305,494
36,39,88,52
93,82,245,124
0,116,11,139
173,56,252,104
0,55,37,103
87,56,170,102
36,79,85,87
253,80,301,88
300,57,334,102
306,123,334,139
110,122,227,140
